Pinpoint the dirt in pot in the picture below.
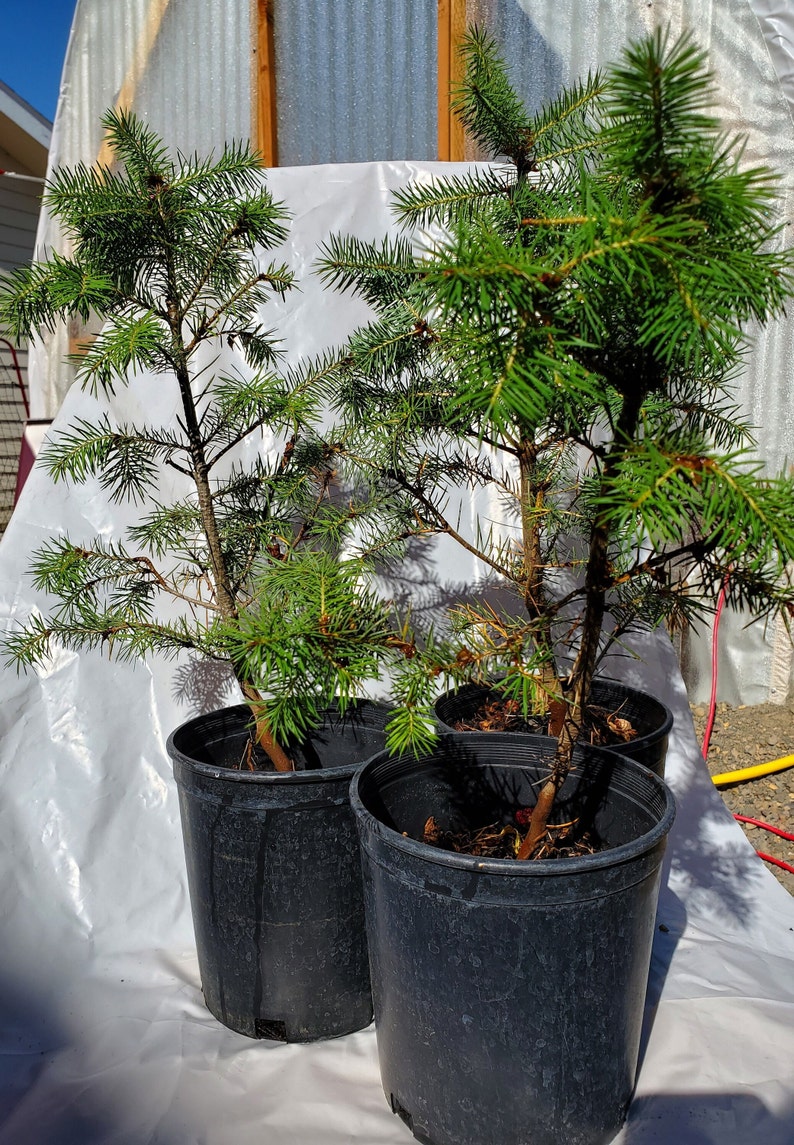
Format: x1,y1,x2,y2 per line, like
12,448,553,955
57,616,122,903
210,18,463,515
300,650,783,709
235,738,283,772
452,696,638,749
233,738,337,772
451,697,549,735
231,737,320,772
419,811,604,861
230,720,386,773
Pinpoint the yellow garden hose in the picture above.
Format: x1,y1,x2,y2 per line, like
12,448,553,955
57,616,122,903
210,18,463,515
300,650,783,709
711,754,794,788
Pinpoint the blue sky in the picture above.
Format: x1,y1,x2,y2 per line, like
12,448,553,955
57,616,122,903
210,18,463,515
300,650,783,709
2,1,78,122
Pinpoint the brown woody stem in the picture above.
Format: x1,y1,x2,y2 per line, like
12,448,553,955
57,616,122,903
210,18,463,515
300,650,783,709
516,776,558,859
241,683,294,773
517,437,561,704
161,227,294,772
517,387,645,859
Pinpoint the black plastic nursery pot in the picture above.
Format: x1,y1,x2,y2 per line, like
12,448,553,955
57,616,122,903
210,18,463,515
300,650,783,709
167,700,390,1042
351,733,675,1145
434,676,674,775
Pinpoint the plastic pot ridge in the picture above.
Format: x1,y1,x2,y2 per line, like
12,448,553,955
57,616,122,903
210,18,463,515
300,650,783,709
434,676,674,775
351,732,675,1145
168,700,390,1042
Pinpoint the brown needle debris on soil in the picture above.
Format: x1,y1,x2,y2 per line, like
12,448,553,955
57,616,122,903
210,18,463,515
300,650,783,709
453,697,638,748
426,696,639,861
420,813,601,861
451,697,547,734
424,696,794,883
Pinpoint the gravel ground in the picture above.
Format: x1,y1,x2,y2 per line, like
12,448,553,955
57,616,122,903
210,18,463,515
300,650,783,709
690,701,794,896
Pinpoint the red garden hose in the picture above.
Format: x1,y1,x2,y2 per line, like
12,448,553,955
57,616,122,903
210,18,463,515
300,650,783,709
702,576,794,876
733,816,794,875
701,576,728,761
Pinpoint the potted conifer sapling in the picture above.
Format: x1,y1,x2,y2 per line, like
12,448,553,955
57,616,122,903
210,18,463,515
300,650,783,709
320,28,794,1145
0,111,400,1042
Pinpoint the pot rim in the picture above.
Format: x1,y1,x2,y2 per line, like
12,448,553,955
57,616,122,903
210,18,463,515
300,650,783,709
434,675,674,744
350,733,676,877
167,700,392,785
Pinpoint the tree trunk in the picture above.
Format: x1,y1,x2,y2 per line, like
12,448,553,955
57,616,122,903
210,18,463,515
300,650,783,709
517,387,645,858
168,304,294,773
518,438,558,700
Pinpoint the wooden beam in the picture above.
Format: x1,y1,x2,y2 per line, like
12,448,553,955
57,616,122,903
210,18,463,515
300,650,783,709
437,0,466,160
255,0,278,167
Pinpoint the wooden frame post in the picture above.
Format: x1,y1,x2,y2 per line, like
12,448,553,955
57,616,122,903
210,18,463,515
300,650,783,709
255,0,278,167
437,0,467,160
256,2,467,167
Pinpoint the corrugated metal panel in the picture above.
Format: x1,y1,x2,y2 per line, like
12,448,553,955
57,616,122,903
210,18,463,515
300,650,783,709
273,0,438,164
49,0,254,169
136,0,254,156
30,0,255,418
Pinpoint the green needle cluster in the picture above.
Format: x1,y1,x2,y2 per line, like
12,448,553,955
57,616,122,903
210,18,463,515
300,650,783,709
315,26,794,767
0,110,399,762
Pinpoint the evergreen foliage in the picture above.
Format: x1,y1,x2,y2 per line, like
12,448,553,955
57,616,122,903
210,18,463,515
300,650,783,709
317,26,794,850
0,111,397,770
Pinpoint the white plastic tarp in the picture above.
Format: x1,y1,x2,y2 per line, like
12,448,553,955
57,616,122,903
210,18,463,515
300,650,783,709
1,161,793,1145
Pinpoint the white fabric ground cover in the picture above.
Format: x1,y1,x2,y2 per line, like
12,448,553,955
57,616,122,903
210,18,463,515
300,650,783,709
0,162,792,1145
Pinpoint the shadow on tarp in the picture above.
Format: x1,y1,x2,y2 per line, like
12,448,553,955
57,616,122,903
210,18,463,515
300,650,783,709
0,976,98,1145
635,756,769,1079
636,882,687,1075
171,651,239,715
0,973,179,1145
623,1092,794,1145
666,765,767,928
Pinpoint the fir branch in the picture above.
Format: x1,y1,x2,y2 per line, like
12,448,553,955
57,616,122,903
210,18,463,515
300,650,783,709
41,415,189,501
220,552,395,743
449,25,534,170
182,266,294,356
530,73,607,169
315,233,419,307
392,169,513,231
73,309,168,395
0,253,118,340
385,467,513,580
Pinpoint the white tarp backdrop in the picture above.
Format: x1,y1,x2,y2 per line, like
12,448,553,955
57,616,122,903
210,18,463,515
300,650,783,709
0,159,793,1145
